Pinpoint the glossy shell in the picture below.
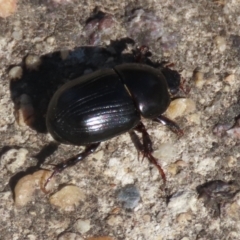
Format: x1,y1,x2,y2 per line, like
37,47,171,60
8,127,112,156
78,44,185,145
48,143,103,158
46,68,140,145
46,63,171,145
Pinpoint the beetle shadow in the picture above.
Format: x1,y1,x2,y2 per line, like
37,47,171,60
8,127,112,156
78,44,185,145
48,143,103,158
8,38,148,195
9,38,181,134
8,39,182,197
9,38,139,133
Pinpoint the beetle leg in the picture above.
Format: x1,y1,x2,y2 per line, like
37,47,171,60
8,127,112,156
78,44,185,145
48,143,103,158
133,45,152,63
129,129,145,162
134,122,153,153
153,115,183,137
130,122,166,183
44,142,100,190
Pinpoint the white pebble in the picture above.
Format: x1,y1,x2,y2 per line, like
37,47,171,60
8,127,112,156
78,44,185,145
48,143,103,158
14,174,35,207
224,74,235,86
15,94,35,127
14,170,55,207
26,234,37,240
214,36,226,52
167,160,187,176
227,156,237,167
2,148,28,173
0,0,17,18
12,30,23,40
9,66,23,80
106,215,122,226
74,219,91,234
186,112,201,125
193,71,205,89
49,185,86,211
165,98,196,119
46,36,55,45
92,150,104,161
25,55,42,70
176,212,192,224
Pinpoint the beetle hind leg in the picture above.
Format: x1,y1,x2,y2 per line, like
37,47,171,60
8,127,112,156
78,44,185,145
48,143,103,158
44,142,100,190
129,122,166,183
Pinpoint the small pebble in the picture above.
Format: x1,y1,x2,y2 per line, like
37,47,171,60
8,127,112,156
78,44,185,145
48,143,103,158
25,54,42,70
92,150,104,161
224,74,235,86
14,174,35,207
176,211,192,224
187,112,201,125
46,36,55,45
223,85,230,92
84,12,117,45
74,219,91,234
3,148,28,173
49,185,85,211
167,160,187,176
193,71,205,89
227,156,237,167
226,202,240,220
117,184,141,209
227,127,240,139
14,170,55,207
15,94,35,127
165,98,196,119
127,9,164,46
142,214,151,222
9,66,23,80
0,0,17,18
111,207,121,214
26,234,37,240
12,30,23,40
106,215,122,226
214,36,227,52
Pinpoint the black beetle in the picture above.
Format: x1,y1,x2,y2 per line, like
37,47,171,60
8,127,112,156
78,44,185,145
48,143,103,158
45,63,182,187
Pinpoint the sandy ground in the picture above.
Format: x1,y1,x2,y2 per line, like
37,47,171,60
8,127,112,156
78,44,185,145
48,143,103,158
1,1,240,240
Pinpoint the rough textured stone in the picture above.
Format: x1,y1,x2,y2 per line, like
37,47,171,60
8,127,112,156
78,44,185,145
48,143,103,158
2,1,240,239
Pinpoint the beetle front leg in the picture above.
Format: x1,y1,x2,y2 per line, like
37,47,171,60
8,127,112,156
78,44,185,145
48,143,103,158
129,122,166,183
44,142,100,190
153,115,183,137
